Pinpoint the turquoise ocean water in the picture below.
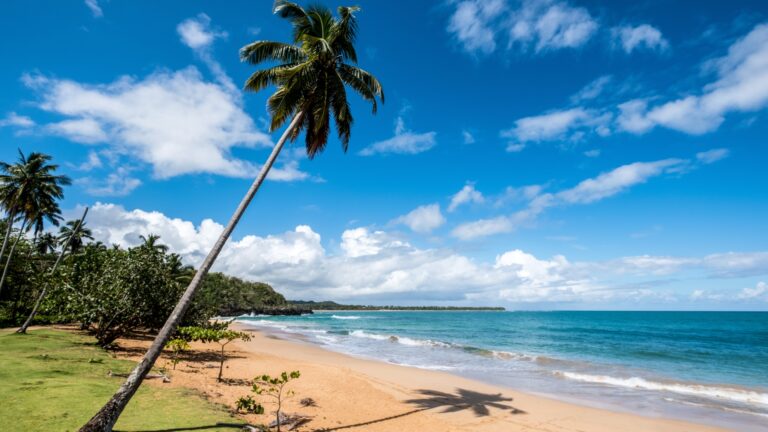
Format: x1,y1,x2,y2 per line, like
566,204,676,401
236,311,768,430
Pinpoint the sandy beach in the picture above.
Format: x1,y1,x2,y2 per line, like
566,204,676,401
110,323,728,432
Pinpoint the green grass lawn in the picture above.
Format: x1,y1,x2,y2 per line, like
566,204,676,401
0,328,245,432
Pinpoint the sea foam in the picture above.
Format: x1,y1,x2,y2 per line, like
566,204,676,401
555,371,768,407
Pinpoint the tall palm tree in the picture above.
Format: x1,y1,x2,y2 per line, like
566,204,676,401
0,151,70,295
80,2,383,430
36,232,59,255
57,219,94,254
139,233,168,254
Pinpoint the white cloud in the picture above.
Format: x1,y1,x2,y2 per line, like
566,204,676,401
76,167,142,197
77,151,103,171
84,0,102,18
462,129,476,144
20,68,314,180
583,149,600,157
501,107,610,146
506,143,526,152
447,0,597,55
393,204,446,233
0,112,35,128
611,24,669,54
509,0,598,52
494,184,543,206
696,148,729,164
177,14,226,50
448,183,485,212
617,23,768,135
47,118,108,143
557,159,683,204
570,75,613,103
452,157,693,240
513,23,768,142
360,117,436,156
79,203,768,305
447,0,506,54
177,14,236,93
451,216,515,241
738,281,767,300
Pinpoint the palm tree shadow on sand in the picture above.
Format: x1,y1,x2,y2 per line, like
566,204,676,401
313,388,525,431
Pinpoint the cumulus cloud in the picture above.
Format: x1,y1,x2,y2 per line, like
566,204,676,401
18,15,311,185
392,204,446,233
611,24,669,54
84,0,102,18
21,68,284,179
359,117,436,156
452,156,712,240
77,203,768,305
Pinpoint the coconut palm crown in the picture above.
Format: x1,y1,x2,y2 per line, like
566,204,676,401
240,0,384,158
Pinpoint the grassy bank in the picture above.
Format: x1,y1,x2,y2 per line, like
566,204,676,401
0,327,244,431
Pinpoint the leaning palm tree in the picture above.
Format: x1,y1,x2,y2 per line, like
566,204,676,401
80,2,383,430
0,151,70,295
58,219,94,254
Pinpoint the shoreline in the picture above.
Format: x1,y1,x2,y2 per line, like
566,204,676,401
224,322,729,431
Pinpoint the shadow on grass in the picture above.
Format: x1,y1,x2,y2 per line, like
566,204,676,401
115,422,246,432
312,387,524,431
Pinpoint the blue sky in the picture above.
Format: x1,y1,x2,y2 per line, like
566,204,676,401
1,0,767,309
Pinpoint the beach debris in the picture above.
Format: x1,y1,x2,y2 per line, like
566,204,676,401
299,397,317,407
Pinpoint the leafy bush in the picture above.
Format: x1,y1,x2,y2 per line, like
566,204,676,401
176,323,252,381
235,395,264,414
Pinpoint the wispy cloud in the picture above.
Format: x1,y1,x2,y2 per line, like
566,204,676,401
0,112,35,128
452,154,722,240
360,117,436,156
448,183,485,212
84,0,103,18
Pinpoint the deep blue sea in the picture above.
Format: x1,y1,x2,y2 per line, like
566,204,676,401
236,311,768,431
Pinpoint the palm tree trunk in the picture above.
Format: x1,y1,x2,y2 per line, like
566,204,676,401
0,206,17,296
17,207,89,334
79,111,304,432
0,219,27,294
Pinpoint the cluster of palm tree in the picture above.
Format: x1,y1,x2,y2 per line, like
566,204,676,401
0,151,94,333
